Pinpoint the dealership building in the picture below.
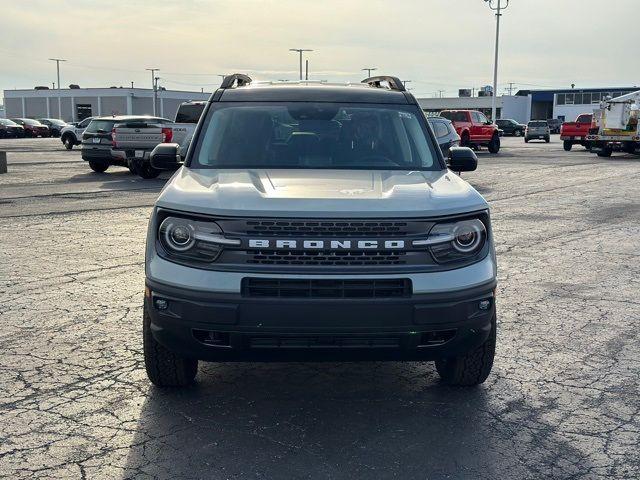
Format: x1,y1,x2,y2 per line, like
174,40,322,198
2,87,211,122
417,86,638,123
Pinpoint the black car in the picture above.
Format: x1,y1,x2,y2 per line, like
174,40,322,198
546,118,562,134
81,116,168,172
495,118,526,137
37,118,70,137
427,116,460,157
0,118,25,138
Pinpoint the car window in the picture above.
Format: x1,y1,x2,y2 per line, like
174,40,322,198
528,121,548,127
440,111,467,123
192,103,441,171
85,120,116,133
431,121,449,138
0,119,18,126
21,119,43,126
175,104,205,123
577,115,592,124
474,112,489,124
78,118,92,128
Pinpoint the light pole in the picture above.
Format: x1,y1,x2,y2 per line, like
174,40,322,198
484,0,509,121
146,68,159,115
49,58,66,118
362,67,377,78
403,80,412,88
289,49,313,80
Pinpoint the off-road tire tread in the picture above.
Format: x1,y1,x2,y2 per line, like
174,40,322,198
143,305,197,387
435,315,496,386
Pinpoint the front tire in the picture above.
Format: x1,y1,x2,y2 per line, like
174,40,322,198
597,147,613,157
563,140,572,151
545,136,550,143
488,133,500,153
143,304,198,387
62,135,75,150
88,160,109,173
460,132,470,148
435,313,496,386
137,163,161,179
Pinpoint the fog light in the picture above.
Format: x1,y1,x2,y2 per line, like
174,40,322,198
478,300,491,311
155,298,168,310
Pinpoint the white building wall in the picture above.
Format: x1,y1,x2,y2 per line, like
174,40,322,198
553,104,599,122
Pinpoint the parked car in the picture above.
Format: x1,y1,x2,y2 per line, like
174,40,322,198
111,101,206,179
495,118,526,137
524,120,550,143
142,73,497,388
560,113,593,151
427,116,460,157
60,117,94,150
439,110,500,153
37,118,69,137
10,118,50,137
0,118,25,138
546,118,562,134
81,116,169,173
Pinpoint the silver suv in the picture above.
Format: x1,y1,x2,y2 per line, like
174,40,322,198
525,120,550,143
143,74,498,387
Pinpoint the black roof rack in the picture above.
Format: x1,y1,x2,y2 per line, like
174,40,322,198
362,76,406,92
220,73,252,89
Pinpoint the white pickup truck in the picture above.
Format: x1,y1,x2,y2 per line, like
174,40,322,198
111,101,205,178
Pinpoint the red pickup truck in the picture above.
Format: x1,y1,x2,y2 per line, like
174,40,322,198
439,110,501,153
560,113,593,151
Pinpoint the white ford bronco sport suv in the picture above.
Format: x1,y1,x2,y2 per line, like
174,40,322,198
143,74,498,387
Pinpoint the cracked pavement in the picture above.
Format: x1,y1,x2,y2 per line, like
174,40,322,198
0,137,638,479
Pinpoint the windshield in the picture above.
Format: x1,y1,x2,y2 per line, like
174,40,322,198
191,103,440,170
42,119,66,126
528,121,547,127
20,119,44,126
0,119,18,126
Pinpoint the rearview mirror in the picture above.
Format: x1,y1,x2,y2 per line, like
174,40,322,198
150,143,182,170
447,147,477,172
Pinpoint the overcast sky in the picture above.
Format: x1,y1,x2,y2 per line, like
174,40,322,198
1,0,638,102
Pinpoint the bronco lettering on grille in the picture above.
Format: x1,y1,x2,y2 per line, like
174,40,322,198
248,239,406,249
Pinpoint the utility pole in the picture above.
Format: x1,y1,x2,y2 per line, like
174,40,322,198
49,58,66,118
484,0,509,121
131,81,134,88
146,68,159,115
289,49,313,80
154,77,160,116
438,90,445,98
403,80,412,88
506,82,516,95
305,60,309,80
362,67,377,78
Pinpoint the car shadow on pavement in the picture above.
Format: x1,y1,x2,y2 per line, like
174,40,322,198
122,361,593,479
66,168,171,188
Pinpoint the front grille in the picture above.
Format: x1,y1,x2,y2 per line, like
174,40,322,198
246,249,408,266
249,335,401,349
242,220,411,237
242,278,411,298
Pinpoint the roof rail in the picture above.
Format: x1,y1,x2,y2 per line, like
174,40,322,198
220,73,252,89
362,76,406,92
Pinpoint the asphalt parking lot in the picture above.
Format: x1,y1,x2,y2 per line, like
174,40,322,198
0,136,639,479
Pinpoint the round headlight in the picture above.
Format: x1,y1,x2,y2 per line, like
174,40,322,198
160,218,195,252
452,221,483,253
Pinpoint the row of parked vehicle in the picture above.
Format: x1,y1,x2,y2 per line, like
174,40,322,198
63,101,205,178
0,117,72,138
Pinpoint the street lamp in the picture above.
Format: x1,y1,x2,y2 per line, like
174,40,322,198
49,58,66,118
362,67,377,78
289,49,313,80
484,0,509,121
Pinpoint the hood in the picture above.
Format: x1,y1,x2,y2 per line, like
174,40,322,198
156,168,488,218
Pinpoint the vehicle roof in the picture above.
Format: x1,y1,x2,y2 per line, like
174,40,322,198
217,83,411,104
92,115,168,121
440,109,480,113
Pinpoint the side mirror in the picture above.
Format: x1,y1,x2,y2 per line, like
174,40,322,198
448,147,477,172
150,143,182,170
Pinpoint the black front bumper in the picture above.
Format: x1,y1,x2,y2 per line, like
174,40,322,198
145,279,497,362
